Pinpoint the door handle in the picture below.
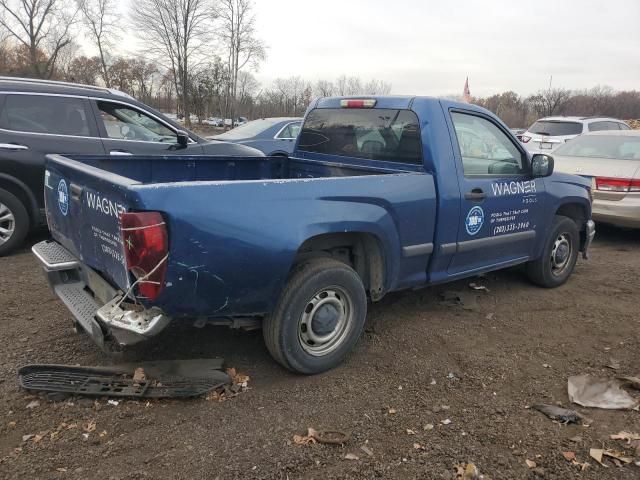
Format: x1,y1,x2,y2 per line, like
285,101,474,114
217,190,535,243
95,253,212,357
70,183,82,200
465,188,487,201
110,150,132,156
0,143,29,151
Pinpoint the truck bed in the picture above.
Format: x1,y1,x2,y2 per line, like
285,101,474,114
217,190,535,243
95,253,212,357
65,154,423,185
44,154,436,319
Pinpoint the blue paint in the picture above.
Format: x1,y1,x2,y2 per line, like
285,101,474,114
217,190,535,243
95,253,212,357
42,96,593,322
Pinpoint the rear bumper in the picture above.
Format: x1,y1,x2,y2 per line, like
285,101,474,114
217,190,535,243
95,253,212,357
593,197,640,229
582,220,596,259
32,240,171,348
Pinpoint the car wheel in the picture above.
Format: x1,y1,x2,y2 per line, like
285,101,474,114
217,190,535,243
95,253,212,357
526,215,579,288
263,258,367,374
0,189,30,256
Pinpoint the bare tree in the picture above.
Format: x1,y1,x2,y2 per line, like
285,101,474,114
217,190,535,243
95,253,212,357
218,0,266,120
526,88,573,117
131,0,215,125
77,0,119,87
0,0,78,78
314,79,334,97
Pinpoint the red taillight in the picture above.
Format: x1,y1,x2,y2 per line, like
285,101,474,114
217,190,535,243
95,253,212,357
119,211,168,300
340,99,376,108
595,177,640,193
521,135,531,143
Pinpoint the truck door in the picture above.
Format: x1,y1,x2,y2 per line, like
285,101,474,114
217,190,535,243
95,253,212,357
447,109,544,275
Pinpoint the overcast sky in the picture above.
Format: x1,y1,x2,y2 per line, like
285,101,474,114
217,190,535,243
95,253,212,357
111,0,640,97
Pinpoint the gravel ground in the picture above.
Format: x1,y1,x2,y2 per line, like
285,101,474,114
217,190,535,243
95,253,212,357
1,226,639,479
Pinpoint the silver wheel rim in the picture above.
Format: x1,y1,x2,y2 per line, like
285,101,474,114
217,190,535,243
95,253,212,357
0,202,15,246
550,233,572,276
298,286,353,357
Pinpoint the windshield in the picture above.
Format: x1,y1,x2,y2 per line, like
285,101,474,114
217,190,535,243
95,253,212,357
215,119,274,140
554,135,640,159
529,121,582,136
297,108,422,164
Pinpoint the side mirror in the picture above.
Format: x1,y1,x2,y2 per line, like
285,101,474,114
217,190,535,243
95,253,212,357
531,153,554,177
176,130,190,148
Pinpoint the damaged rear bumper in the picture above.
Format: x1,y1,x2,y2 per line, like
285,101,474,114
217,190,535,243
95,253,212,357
32,240,171,348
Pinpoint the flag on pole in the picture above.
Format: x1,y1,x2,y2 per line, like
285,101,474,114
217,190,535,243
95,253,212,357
463,77,471,103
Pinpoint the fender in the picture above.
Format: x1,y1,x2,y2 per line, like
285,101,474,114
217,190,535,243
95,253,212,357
0,173,41,226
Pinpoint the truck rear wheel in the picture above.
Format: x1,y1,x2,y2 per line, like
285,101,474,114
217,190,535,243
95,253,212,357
526,215,579,288
263,258,367,374
0,189,29,257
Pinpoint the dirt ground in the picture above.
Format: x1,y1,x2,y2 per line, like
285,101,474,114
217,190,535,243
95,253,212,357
1,226,639,480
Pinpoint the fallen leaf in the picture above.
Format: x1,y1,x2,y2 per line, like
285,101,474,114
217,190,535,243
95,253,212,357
424,423,434,431
360,445,373,457
344,453,359,461
56,468,67,472
406,429,416,435
26,400,40,409
441,419,452,425
602,449,633,464
82,420,96,433
132,367,146,383
33,433,45,443
463,463,480,480
525,459,537,468
8,421,16,428
292,434,316,445
388,408,396,414
589,448,606,467
609,431,640,443
99,430,107,438
21,434,33,442
562,451,576,461
413,443,426,451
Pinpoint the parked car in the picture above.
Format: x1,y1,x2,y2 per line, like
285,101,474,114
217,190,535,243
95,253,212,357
553,130,640,228
223,117,249,128
510,128,526,141
209,117,303,156
34,95,594,373
0,76,263,256
521,116,631,154
203,117,224,127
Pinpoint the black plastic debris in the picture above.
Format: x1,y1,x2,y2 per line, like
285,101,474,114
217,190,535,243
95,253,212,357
531,404,584,424
18,359,229,399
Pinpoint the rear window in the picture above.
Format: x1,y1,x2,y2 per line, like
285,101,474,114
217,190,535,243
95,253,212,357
554,135,640,159
0,94,91,136
297,108,422,164
529,120,582,136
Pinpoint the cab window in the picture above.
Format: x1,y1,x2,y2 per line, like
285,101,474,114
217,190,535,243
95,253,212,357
451,112,525,176
96,101,177,142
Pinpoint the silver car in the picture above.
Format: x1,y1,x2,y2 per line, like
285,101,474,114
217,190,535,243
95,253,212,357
521,116,631,154
553,130,640,228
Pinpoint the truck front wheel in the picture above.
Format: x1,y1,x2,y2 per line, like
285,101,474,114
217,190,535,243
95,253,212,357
526,215,580,288
263,258,367,374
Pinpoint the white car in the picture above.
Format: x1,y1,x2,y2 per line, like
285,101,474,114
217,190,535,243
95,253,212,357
521,116,631,154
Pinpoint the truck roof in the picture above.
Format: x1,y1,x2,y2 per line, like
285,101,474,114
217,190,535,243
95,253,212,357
314,95,476,112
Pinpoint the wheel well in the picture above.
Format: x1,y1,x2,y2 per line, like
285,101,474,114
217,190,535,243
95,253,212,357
294,233,386,301
556,203,588,249
0,178,36,227
556,203,587,228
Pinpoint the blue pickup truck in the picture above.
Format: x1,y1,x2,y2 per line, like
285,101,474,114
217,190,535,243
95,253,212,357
33,96,595,374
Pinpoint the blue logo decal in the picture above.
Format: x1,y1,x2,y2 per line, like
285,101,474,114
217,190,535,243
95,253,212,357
58,179,69,216
465,206,484,236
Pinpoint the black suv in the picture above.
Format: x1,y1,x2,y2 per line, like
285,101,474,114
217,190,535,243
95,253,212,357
0,77,262,255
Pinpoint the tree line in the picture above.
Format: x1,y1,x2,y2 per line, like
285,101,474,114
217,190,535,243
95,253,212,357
471,86,640,128
0,0,391,124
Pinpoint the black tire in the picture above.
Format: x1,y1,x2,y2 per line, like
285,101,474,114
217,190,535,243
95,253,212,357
526,215,579,288
263,258,367,374
0,188,29,257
